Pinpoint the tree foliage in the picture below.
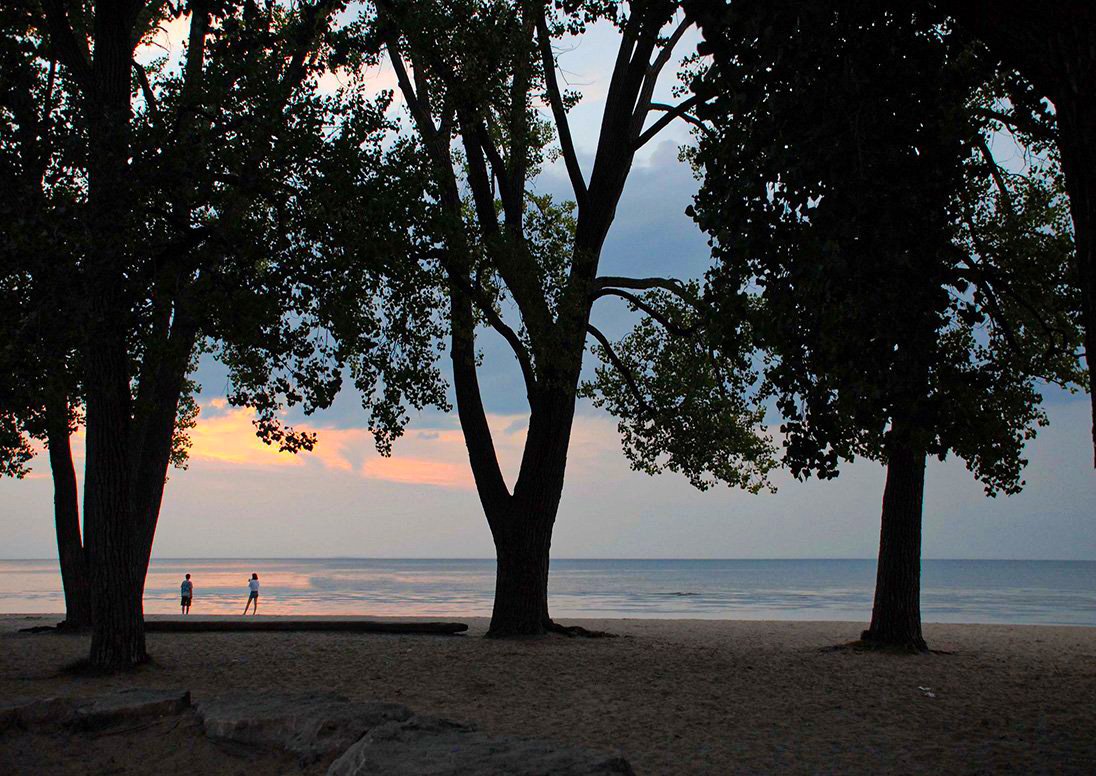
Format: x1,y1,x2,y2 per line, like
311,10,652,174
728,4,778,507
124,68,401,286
689,0,1085,494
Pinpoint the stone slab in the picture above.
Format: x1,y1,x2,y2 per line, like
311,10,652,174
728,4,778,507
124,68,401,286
327,715,635,776
196,692,412,763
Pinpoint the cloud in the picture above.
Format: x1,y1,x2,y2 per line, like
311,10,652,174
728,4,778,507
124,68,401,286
188,405,305,470
136,12,192,66
183,397,630,494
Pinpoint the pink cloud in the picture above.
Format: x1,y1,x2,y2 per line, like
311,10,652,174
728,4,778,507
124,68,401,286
183,398,625,492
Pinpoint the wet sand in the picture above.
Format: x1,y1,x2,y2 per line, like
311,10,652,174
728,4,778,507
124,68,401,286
2,615,1095,774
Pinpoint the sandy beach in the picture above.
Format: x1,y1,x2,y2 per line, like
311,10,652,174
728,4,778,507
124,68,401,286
2,615,1095,774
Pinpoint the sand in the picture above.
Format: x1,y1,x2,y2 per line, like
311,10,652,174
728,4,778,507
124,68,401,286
2,615,1095,774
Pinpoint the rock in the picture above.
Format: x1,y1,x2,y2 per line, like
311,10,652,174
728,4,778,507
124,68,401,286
74,688,191,730
0,697,79,731
196,692,412,763
1,689,190,732
327,715,635,776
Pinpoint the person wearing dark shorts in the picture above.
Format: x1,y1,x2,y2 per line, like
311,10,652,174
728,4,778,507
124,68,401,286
180,574,193,614
243,573,260,615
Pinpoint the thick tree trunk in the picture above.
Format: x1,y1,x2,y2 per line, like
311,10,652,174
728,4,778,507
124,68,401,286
484,387,578,637
45,400,91,629
861,438,928,652
448,268,579,637
81,24,147,668
82,337,148,667
487,507,554,636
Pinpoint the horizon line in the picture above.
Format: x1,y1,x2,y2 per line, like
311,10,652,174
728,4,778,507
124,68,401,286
3,556,1094,563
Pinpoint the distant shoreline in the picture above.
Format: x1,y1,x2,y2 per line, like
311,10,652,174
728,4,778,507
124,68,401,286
4,556,1096,561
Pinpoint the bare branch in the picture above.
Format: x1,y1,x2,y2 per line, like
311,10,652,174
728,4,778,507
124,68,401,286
536,13,587,206
587,324,654,416
976,137,1014,214
505,4,537,213
648,17,692,84
595,275,689,295
467,278,538,392
592,288,698,337
635,93,706,149
461,135,502,237
133,61,158,117
648,102,710,134
631,17,691,132
972,107,1056,143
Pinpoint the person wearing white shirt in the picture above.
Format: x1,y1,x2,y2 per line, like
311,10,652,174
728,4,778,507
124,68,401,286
243,573,260,615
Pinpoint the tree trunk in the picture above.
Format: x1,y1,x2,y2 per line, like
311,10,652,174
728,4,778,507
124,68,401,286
45,399,91,629
861,437,928,652
81,24,146,667
484,386,578,637
487,506,554,636
82,336,148,667
1056,93,1096,466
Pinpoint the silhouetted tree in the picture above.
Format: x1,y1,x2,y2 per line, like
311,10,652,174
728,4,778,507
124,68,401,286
352,0,775,637
939,0,1096,466
0,2,91,627
6,0,442,668
688,1,1084,649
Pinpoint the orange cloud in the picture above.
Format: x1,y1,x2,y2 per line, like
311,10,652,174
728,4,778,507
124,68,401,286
188,405,304,469
184,398,626,491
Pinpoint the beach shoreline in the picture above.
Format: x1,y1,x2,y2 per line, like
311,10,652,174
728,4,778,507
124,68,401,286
3,615,1095,773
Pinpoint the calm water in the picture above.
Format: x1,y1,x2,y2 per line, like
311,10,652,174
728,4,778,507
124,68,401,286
0,558,1094,625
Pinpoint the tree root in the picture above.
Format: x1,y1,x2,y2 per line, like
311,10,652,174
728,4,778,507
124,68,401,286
820,636,944,655
484,620,618,639
544,620,617,638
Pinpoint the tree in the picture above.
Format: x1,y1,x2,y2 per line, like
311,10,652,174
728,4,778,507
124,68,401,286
355,0,774,637
939,0,1096,467
9,0,441,668
689,1,1084,649
1,2,87,627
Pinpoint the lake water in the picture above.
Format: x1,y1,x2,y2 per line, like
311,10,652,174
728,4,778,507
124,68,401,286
1,558,1093,625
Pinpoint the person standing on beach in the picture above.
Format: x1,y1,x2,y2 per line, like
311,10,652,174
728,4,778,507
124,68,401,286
243,573,260,615
180,574,193,615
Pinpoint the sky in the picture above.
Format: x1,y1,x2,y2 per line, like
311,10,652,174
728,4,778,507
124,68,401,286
1,11,1094,561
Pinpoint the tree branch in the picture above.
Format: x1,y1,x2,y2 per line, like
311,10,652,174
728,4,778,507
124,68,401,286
648,102,709,134
631,17,691,136
587,324,654,416
635,93,706,149
383,31,449,168
648,17,691,85
591,288,698,337
40,0,94,94
462,275,538,392
976,136,1014,214
594,275,693,298
133,61,158,117
972,107,1056,143
536,13,587,206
